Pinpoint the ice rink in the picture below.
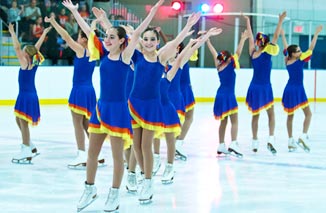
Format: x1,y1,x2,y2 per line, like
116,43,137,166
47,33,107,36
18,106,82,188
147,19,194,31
1,102,326,212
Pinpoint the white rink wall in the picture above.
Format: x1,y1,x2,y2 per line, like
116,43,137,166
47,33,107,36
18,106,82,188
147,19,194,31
0,66,325,102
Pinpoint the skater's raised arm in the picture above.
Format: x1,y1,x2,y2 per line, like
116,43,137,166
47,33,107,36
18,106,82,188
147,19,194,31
159,12,201,64
62,0,91,37
235,30,249,58
271,11,286,44
92,7,113,31
308,25,323,51
280,28,288,50
242,14,255,54
181,28,222,67
45,16,85,57
34,26,52,51
8,23,26,68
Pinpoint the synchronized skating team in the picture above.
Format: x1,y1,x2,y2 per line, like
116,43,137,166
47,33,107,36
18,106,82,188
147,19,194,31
7,0,322,211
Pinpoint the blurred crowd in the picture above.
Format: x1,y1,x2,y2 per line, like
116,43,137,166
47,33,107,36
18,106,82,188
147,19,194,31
0,0,114,65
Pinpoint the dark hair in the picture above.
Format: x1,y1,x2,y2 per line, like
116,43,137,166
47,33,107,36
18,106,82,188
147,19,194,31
142,27,160,40
178,42,185,54
79,29,87,39
255,32,270,47
111,26,127,48
286,44,299,58
217,50,231,63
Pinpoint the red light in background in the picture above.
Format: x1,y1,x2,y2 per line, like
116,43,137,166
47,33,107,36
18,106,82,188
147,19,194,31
294,25,303,33
171,1,182,11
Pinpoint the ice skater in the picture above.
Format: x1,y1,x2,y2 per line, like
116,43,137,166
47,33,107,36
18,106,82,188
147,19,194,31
280,25,323,153
128,12,201,203
206,29,249,158
243,12,286,155
44,15,98,169
9,23,51,164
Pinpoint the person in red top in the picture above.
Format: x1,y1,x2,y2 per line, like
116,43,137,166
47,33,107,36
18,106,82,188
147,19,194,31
32,16,44,43
79,3,89,20
58,8,69,27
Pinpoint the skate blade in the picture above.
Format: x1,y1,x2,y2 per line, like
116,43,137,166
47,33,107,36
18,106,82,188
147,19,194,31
175,151,187,161
126,186,137,193
297,140,310,153
161,178,174,185
77,195,98,212
104,206,119,212
288,146,297,152
32,153,40,158
228,149,243,158
139,196,153,204
267,143,277,156
67,164,87,170
11,157,32,164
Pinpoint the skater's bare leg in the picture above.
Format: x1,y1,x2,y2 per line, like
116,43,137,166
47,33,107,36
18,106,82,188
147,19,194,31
302,106,312,133
165,132,176,164
177,109,194,140
132,127,144,172
128,146,137,172
251,114,259,140
142,129,154,179
87,133,106,184
153,138,160,155
16,117,30,146
287,114,294,138
266,106,275,136
82,116,90,138
124,147,131,167
219,118,227,143
71,111,86,151
110,136,124,188
230,113,238,141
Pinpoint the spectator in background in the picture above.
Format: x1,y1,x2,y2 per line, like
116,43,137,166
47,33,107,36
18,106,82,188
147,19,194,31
24,0,42,23
23,0,42,41
45,12,60,65
79,2,89,20
65,13,78,37
58,8,69,27
31,16,44,43
8,1,24,24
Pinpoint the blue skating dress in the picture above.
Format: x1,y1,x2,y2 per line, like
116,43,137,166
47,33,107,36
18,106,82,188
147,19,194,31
160,75,181,137
68,50,96,119
246,43,279,115
88,49,133,149
125,64,134,98
128,49,164,135
180,62,195,112
214,55,240,120
14,65,40,125
282,50,312,114
168,64,185,124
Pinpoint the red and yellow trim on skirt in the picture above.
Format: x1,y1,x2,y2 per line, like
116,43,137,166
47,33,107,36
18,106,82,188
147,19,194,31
88,109,133,149
14,110,40,126
283,101,309,115
128,100,165,134
69,104,92,119
185,102,195,113
214,107,238,120
246,100,274,115
177,110,185,124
